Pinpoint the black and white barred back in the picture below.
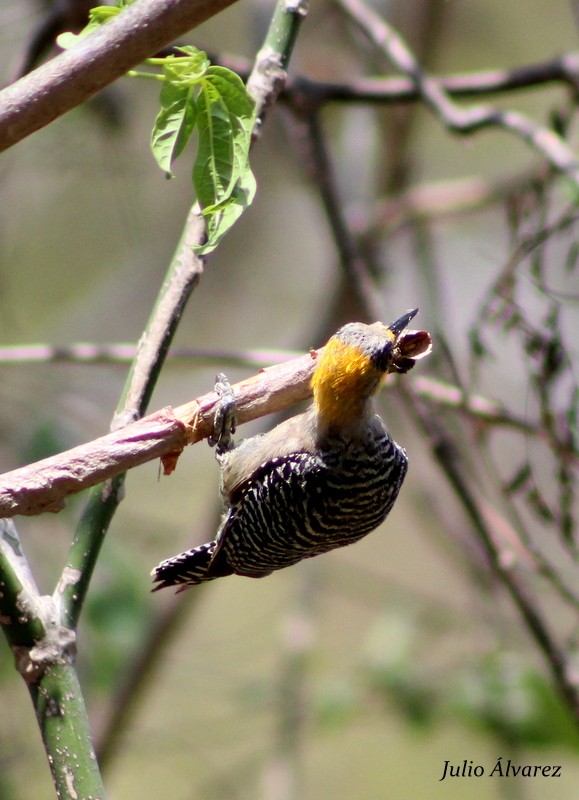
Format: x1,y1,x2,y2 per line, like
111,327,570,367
152,426,407,591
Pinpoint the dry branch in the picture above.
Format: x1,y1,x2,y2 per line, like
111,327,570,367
0,326,432,518
0,350,320,518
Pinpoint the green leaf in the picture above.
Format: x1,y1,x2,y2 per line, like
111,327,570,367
151,47,211,175
151,82,197,176
192,66,256,252
196,169,257,255
167,46,211,82
149,48,256,252
193,81,236,207
56,6,121,49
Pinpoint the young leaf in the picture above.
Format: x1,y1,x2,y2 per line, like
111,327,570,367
194,82,236,207
151,47,211,175
196,169,257,255
166,46,211,81
205,67,256,147
151,82,197,177
56,6,122,49
192,67,256,251
150,48,256,252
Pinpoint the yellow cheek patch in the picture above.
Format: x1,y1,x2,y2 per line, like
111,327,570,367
311,338,382,426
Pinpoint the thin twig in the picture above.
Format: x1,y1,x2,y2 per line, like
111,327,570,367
0,343,300,367
413,376,578,462
246,0,308,131
300,112,384,321
335,0,579,187
476,438,579,612
287,55,579,108
362,173,541,237
401,384,579,722
217,51,579,109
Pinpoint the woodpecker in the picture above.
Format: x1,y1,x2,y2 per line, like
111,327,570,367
152,309,422,591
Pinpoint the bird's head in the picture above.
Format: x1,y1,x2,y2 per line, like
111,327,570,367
311,309,429,431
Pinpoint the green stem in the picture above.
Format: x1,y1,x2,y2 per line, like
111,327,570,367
115,210,205,419
0,520,104,797
246,0,308,120
57,212,205,627
263,0,306,71
56,476,126,630
0,520,46,647
126,69,165,81
145,56,195,65
31,662,106,800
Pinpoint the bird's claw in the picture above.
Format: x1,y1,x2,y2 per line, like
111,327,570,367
208,372,237,458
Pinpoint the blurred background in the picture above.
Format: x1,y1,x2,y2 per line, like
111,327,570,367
1,0,579,798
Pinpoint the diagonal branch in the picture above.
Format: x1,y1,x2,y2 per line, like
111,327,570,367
401,384,579,721
0,329,431,521
336,0,579,187
0,348,320,519
299,112,385,321
0,0,240,153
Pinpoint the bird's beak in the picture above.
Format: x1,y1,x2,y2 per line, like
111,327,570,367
388,308,418,338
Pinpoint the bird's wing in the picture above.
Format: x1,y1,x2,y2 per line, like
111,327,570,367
209,448,327,576
220,410,317,500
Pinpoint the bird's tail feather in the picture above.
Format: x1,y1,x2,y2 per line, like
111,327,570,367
151,541,230,592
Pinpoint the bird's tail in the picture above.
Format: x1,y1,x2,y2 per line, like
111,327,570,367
151,541,231,592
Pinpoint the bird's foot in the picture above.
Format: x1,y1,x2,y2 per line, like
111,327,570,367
208,372,237,458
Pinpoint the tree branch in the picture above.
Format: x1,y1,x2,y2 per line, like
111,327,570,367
0,334,435,520
0,342,301,367
401,384,579,722
0,349,320,519
0,519,106,799
217,49,579,109
0,0,240,153
284,53,579,108
335,0,579,187
297,112,385,321
413,375,579,462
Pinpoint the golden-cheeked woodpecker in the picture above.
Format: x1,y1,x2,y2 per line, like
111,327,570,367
152,309,424,591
